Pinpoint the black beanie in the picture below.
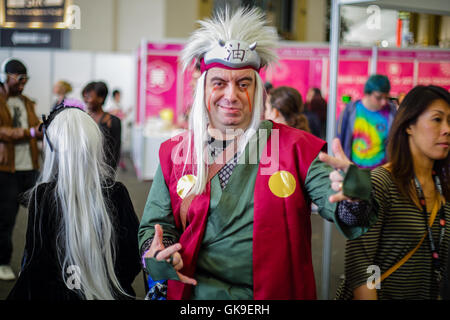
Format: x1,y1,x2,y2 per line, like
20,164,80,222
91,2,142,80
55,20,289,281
4,59,27,75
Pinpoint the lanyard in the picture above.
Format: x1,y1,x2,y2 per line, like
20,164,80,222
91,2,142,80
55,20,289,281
413,174,446,283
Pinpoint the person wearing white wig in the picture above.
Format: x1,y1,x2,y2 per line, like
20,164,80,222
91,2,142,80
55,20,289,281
139,7,378,300
7,103,141,300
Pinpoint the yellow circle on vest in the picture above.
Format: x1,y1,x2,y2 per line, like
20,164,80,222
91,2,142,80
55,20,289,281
177,174,197,199
268,171,296,198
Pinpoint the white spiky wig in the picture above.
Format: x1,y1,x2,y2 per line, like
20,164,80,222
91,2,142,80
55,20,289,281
180,6,278,196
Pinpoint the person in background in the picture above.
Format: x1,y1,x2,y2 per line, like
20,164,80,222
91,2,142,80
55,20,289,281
390,97,400,110
264,86,311,132
82,81,95,105
336,85,449,300
398,91,406,105
111,89,122,110
51,80,72,112
106,89,125,118
82,81,121,172
337,74,397,169
189,61,202,94
0,58,43,281
105,89,131,171
305,87,328,139
7,104,141,300
177,60,202,129
263,82,274,111
264,82,273,95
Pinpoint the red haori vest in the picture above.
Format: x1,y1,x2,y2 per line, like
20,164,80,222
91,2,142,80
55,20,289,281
158,121,326,299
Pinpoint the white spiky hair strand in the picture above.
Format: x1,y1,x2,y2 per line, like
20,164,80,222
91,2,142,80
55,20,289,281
181,6,278,71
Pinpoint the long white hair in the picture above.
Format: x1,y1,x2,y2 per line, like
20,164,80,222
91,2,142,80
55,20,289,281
180,7,278,195
38,108,126,300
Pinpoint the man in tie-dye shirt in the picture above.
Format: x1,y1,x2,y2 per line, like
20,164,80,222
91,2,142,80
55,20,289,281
337,75,397,169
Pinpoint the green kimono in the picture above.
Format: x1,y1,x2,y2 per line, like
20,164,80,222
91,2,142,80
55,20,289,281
138,121,376,299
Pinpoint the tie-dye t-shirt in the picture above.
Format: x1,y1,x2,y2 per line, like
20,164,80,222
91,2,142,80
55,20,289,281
351,101,390,169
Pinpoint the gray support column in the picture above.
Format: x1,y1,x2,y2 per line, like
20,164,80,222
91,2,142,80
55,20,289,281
139,38,147,126
139,38,148,180
321,0,341,300
370,45,378,75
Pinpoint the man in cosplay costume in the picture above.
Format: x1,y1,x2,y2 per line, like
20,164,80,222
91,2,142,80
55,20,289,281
138,7,377,300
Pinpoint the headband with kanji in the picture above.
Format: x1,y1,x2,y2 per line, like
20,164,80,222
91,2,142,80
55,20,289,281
181,7,279,74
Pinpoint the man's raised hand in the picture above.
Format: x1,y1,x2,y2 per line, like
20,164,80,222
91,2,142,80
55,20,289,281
144,224,197,285
318,138,353,203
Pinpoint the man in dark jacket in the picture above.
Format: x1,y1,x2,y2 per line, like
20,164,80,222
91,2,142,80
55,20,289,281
0,58,42,281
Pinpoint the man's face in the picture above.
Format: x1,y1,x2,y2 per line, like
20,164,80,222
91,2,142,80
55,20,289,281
85,90,104,111
204,67,255,132
366,91,389,111
6,73,28,96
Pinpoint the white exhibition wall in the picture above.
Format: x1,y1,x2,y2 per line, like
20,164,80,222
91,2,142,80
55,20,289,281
0,48,136,119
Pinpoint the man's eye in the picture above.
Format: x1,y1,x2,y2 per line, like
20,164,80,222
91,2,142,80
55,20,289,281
239,83,249,88
433,118,442,122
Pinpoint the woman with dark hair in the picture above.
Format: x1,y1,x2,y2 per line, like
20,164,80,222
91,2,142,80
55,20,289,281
336,85,450,300
82,81,122,172
305,87,327,139
264,86,311,132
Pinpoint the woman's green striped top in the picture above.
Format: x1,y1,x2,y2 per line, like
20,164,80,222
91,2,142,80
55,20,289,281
337,166,449,300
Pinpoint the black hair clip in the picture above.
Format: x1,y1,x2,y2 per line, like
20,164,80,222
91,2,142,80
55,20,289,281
38,102,84,152
39,113,54,152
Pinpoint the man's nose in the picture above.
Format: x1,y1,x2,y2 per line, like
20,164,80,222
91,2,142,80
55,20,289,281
223,84,238,103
